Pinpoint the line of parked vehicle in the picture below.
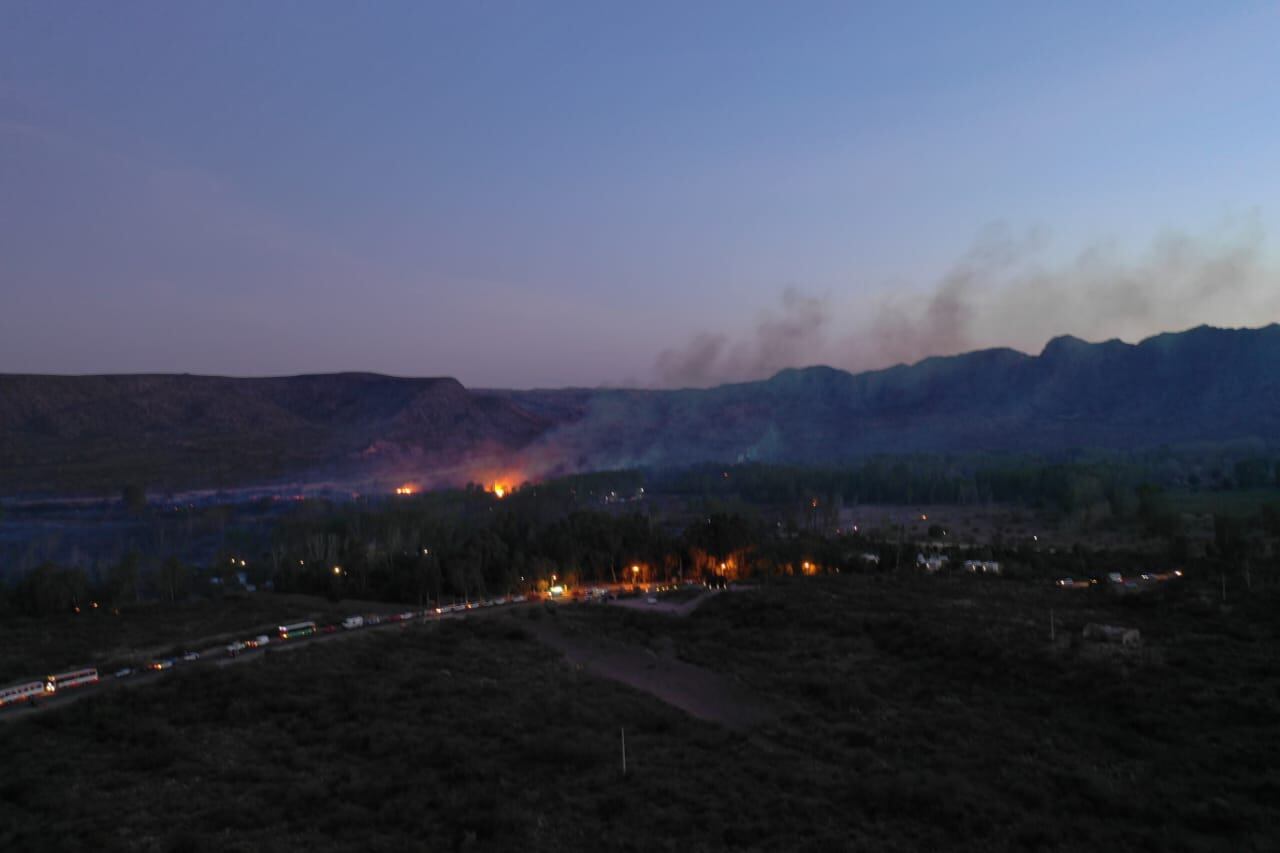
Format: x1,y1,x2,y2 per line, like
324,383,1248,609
0,667,100,708
0,594,530,711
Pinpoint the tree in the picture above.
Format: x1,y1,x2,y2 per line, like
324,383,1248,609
121,483,147,512
1234,458,1273,490
16,563,89,616
106,552,141,605
158,556,192,603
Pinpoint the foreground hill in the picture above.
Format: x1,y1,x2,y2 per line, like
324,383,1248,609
1,324,1277,495
3,577,1276,850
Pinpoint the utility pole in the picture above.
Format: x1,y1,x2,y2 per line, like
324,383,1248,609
1049,608,1055,644
621,727,627,775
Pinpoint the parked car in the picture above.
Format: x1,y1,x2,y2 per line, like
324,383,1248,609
181,651,200,662
114,667,134,679
147,659,174,671
226,641,246,656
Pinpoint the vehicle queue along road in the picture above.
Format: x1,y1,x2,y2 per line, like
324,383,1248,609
0,594,531,718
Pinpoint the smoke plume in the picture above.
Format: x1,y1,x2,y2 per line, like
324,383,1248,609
654,219,1280,387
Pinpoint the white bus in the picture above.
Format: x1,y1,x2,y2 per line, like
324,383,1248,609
0,681,46,708
44,667,99,693
278,621,317,640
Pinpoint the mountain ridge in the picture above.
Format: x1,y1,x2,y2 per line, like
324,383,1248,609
2,324,1278,495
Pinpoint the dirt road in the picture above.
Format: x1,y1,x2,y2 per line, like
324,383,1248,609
606,588,721,617
524,615,773,731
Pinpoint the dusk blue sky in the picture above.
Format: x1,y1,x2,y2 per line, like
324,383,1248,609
3,2,1278,387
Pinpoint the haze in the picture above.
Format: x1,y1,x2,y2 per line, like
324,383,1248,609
2,1,1278,387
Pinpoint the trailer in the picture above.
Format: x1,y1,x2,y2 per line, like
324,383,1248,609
278,621,317,640
0,681,46,708
44,667,99,693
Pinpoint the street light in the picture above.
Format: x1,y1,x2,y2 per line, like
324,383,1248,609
333,566,343,576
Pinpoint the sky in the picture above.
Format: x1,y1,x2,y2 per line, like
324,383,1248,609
2,1,1279,388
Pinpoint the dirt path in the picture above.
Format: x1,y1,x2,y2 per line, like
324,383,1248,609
606,589,721,617
524,616,773,731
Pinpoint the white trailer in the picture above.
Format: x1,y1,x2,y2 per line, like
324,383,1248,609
44,667,99,693
0,681,46,708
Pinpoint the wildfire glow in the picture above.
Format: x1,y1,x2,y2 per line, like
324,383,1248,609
394,484,417,496
477,470,525,498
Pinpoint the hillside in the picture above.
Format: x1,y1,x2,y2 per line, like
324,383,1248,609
501,323,1280,472
0,373,548,495
2,325,1278,496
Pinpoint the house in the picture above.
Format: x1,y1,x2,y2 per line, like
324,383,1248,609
916,553,948,573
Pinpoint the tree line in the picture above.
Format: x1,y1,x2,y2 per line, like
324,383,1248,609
3,453,1279,616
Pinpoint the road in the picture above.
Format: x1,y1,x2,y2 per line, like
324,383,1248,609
0,599,529,723
1,587,736,724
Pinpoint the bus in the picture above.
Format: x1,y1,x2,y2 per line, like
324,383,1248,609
44,667,99,693
278,621,317,640
0,681,46,708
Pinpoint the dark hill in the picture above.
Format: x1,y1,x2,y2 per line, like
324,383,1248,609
0,373,548,494
499,324,1280,472
1,324,1278,495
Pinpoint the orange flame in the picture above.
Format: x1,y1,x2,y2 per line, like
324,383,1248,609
394,484,417,496
476,469,526,498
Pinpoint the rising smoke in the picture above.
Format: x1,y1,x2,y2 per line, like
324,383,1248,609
654,219,1280,387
